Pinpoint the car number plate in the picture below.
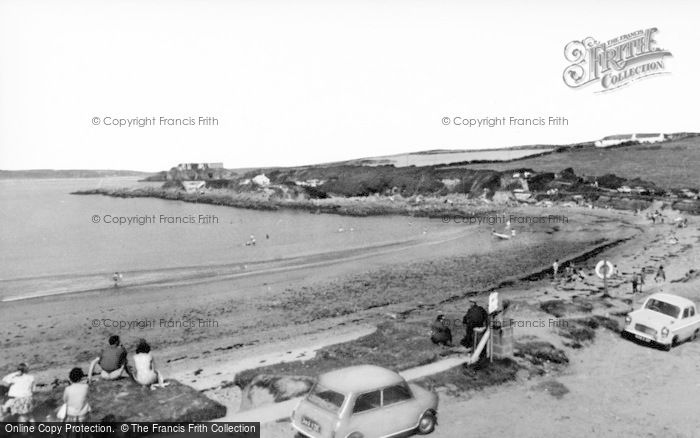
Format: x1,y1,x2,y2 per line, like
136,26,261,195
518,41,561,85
301,416,321,433
635,335,651,342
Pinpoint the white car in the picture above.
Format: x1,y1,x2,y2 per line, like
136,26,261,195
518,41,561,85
291,365,438,438
623,293,700,350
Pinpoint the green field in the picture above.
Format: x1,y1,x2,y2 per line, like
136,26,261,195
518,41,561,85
449,136,700,190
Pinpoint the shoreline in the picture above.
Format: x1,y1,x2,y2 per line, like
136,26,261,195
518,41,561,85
72,186,700,218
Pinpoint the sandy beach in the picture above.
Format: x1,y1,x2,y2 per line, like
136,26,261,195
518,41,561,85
2,201,698,435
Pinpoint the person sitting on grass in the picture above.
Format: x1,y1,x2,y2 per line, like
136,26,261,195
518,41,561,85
87,335,132,382
0,363,36,422
132,339,169,389
430,314,453,347
63,368,90,422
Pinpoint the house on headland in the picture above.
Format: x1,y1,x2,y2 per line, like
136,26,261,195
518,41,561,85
177,162,224,171
182,181,206,193
252,174,270,187
594,133,665,147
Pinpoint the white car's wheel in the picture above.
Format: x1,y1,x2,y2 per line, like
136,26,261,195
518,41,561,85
417,411,437,435
692,329,699,341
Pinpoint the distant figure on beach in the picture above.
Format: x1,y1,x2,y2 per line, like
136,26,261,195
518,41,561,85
112,272,122,288
569,263,585,281
245,235,256,246
1,363,35,422
266,234,269,239
87,335,131,382
655,265,666,283
461,300,488,351
132,340,169,389
564,264,573,282
62,368,90,422
430,314,453,347
552,260,560,279
631,273,639,294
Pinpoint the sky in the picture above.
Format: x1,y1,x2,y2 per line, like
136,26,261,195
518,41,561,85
0,0,698,171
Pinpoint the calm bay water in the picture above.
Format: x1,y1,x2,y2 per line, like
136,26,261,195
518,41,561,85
0,178,446,282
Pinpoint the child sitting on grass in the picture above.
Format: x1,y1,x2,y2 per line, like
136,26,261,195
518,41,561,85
1,363,36,422
63,367,90,422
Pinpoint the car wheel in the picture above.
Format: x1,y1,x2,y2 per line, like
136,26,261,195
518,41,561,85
692,329,699,341
672,336,680,347
417,411,437,435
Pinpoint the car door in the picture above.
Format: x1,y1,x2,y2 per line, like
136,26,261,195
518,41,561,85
687,306,700,340
380,383,419,435
344,390,386,438
679,307,695,340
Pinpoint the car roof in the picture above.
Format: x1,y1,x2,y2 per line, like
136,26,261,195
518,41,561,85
318,365,404,394
646,292,695,308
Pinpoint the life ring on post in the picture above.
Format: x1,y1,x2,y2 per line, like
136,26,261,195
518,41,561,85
595,260,615,279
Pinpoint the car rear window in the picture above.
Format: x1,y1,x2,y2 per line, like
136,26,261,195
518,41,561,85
645,299,680,318
308,384,345,413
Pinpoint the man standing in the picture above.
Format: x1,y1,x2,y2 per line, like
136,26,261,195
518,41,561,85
87,335,132,382
461,299,488,351
631,273,639,294
552,259,560,279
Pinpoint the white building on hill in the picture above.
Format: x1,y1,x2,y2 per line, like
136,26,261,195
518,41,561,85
595,133,665,147
252,174,270,186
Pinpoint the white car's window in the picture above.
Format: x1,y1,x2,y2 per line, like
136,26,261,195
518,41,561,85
692,307,696,317
308,384,345,413
683,308,690,318
353,390,381,414
644,299,680,318
383,383,412,406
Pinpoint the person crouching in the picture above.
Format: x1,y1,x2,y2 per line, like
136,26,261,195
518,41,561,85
430,314,453,347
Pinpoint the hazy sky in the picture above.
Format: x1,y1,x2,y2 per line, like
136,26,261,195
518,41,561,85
0,0,697,171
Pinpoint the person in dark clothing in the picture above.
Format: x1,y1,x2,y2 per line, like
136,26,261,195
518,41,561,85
430,314,452,346
631,273,639,294
461,300,488,350
655,265,666,282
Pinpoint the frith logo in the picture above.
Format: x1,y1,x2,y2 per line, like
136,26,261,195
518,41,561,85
563,28,672,92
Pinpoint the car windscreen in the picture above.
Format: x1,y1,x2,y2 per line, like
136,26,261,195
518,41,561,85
644,299,680,318
307,384,346,413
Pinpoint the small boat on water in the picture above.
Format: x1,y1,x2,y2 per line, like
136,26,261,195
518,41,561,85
492,229,516,240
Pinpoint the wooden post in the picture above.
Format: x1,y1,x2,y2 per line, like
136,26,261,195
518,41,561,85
603,259,609,297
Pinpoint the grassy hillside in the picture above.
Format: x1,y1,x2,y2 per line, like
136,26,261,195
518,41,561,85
449,136,700,189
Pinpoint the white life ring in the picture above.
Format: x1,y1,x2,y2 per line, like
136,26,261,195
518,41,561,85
595,260,615,279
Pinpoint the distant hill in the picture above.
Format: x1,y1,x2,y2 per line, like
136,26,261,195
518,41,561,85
447,134,700,190
0,169,154,179
305,133,697,170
